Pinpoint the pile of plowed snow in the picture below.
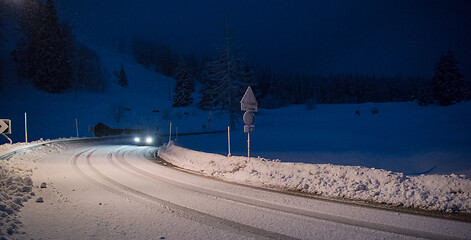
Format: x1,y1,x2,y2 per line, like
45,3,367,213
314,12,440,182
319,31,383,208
158,143,471,213
0,142,64,239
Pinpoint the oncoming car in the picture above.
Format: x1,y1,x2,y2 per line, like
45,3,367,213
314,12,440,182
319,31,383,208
133,135,161,146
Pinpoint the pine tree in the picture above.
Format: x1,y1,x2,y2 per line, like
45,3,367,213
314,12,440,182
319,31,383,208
198,67,219,110
13,0,43,80
13,0,73,93
73,42,107,93
118,65,128,87
199,22,253,128
172,62,194,107
432,51,466,106
35,0,72,93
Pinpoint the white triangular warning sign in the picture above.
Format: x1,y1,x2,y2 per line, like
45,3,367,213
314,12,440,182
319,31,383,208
240,86,258,112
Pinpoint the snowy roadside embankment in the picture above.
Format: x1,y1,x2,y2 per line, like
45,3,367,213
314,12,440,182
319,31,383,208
158,143,471,213
0,140,44,156
0,142,65,239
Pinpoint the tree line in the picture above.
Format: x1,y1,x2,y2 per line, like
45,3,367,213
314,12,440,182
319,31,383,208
132,31,468,112
248,51,469,108
2,0,468,110
132,24,256,128
163,50,470,113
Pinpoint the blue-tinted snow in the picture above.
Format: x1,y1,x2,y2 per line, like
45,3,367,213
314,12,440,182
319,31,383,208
1,44,470,176
176,102,471,176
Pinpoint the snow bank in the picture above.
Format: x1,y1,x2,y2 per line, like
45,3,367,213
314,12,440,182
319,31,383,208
159,143,471,213
0,140,46,156
0,142,65,239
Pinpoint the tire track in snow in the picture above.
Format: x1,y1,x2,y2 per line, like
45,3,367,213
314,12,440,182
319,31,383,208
71,148,161,208
115,146,466,240
73,147,297,240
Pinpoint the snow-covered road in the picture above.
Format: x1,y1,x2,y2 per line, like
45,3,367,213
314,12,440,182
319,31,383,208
17,144,471,239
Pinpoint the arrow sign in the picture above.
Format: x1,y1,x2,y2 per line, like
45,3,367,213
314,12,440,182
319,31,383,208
0,119,11,134
240,86,258,112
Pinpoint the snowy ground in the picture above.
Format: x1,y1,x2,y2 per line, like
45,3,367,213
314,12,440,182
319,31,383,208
159,142,471,214
0,141,65,237
2,142,471,239
2,38,471,238
2,41,470,177
175,101,471,176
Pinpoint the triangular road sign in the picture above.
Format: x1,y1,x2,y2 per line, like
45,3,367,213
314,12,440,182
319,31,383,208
240,86,258,112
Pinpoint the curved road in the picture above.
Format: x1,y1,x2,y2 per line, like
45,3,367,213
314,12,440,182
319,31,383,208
20,144,471,239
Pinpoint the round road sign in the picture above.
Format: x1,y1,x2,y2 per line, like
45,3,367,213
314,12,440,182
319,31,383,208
243,111,255,125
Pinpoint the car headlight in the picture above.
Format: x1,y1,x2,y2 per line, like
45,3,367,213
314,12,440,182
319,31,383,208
145,137,153,144
134,137,141,143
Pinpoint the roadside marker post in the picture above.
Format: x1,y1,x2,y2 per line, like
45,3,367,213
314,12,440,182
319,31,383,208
25,113,28,143
227,126,231,157
76,118,79,138
240,86,258,159
169,122,172,143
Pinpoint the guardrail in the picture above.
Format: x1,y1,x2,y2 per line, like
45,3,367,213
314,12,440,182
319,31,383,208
0,136,131,161
162,129,226,137
1,130,227,161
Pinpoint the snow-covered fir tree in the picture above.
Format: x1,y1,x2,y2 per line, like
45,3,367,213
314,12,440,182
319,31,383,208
198,22,254,128
118,64,128,87
198,67,219,110
13,0,73,93
432,51,466,106
172,62,194,107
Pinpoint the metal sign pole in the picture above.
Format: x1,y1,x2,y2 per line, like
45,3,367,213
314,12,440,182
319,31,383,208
247,131,250,159
228,126,231,157
1,133,12,144
25,113,28,143
240,86,258,161
76,118,79,138
169,122,172,143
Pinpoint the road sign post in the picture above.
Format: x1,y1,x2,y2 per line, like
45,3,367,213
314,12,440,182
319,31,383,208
227,126,231,157
169,122,172,143
76,118,79,138
25,113,28,143
240,86,258,159
247,131,250,159
1,119,12,144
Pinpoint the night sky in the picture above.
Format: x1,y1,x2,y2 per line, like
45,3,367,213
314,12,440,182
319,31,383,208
55,0,471,78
